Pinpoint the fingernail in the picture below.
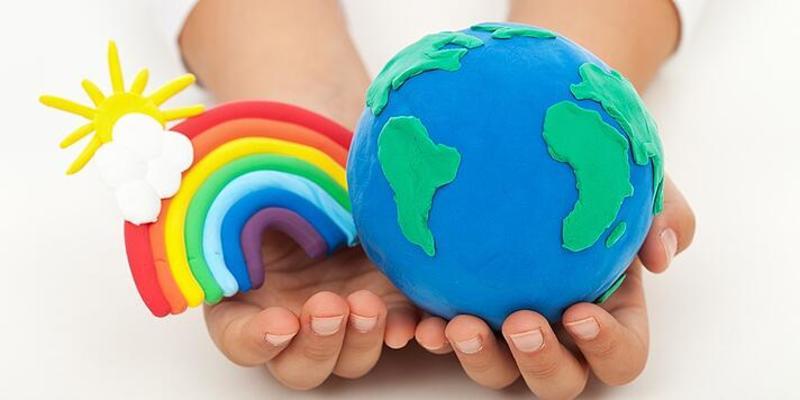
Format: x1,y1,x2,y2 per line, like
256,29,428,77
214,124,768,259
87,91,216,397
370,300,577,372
565,317,600,340
660,228,678,265
385,337,410,350
350,314,378,333
454,336,483,354
509,329,545,353
265,332,296,346
311,315,344,336
419,341,447,352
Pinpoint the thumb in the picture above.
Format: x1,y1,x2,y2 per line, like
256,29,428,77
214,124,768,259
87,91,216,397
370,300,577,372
638,175,696,273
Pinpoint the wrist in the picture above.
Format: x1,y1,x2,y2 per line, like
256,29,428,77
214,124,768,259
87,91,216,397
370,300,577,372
215,64,369,131
179,0,370,129
508,0,680,90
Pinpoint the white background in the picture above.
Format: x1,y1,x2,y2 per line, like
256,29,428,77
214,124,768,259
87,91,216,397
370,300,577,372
1,0,799,398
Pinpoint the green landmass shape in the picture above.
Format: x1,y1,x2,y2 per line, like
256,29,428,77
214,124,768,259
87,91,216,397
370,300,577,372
366,32,483,115
471,23,556,39
571,63,665,213
605,222,627,248
377,116,461,256
543,102,634,252
595,273,627,304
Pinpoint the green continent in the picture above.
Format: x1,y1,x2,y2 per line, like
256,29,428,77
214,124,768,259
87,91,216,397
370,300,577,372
543,102,634,252
571,63,665,213
471,23,556,39
595,274,627,304
378,116,461,256
605,222,627,248
366,32,483,115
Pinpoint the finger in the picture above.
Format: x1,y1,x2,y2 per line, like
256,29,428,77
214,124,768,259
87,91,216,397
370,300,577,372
384,299,418,349
563,268,649,386
415,315,452,354
203,302,299,367
267,291,349,390
445,315,520,390
639,176,696,273
333,290,388,379
502,311,588,400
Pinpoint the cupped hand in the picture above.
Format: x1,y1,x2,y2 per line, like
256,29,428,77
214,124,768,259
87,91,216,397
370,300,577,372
202,231,418,390
415,176,696,399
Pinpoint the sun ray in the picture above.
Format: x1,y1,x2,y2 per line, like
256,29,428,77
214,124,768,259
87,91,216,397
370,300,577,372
59,122,96,148
108,41,124,93
162,105,205,121
66,136,102,175
130,69,149,95
42,41,203,175
81,80,105,106
147,74,195,106
39,95,96,119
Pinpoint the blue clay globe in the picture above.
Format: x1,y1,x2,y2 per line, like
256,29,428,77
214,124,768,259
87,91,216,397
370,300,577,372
347,23,662,328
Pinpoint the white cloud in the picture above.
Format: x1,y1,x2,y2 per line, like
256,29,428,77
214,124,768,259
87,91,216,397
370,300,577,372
160,132,194,171
95,113,194,224
146,157,183,198
94,142,146,188
115,180,161,225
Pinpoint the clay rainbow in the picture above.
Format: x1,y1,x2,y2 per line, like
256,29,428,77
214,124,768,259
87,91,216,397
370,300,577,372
124,101,356,317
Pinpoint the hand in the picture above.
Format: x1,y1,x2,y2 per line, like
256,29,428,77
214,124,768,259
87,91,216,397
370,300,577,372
415,176,695,399
183,2,407,390
203,231,418,390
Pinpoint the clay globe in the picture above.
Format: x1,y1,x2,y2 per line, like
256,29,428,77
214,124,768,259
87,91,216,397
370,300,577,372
347,22,664,328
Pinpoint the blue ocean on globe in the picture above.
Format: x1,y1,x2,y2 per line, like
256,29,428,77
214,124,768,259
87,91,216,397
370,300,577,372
347,23,658,328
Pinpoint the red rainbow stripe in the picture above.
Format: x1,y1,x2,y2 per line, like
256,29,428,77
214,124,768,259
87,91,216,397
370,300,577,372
124,101,352,317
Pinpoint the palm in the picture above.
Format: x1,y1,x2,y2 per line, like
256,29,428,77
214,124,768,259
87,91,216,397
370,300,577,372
232,230,412,316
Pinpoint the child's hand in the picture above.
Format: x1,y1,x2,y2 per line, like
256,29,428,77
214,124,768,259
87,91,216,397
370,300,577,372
415,177,695,398
182,3,410,389
202,233,418,390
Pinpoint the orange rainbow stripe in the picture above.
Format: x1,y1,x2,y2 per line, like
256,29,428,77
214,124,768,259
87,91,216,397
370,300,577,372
124,101,353,316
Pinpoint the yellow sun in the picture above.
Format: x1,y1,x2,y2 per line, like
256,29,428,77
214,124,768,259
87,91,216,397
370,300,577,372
40,41,204,174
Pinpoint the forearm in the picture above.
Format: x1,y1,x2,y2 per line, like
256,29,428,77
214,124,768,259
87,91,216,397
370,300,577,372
508,0,680,91
179,0,369,128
